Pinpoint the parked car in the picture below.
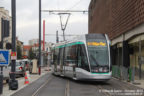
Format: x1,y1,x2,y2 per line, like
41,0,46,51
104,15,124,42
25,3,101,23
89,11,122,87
9,60,25,77
21,59,31,71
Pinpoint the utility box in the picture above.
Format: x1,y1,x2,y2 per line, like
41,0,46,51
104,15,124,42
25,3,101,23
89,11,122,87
31,59,38,74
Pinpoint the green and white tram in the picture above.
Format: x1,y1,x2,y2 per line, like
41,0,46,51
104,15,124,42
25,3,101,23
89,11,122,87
51,34,112,81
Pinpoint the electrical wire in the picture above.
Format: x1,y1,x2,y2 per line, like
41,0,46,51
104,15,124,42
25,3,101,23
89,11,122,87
68,0,83,10
57,0,60,10
45,34,80,36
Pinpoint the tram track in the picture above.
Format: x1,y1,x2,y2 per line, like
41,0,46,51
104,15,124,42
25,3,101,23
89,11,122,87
90,84,111,96
65,80,70,96
31,75,70,96
31,76,53,96
11,74,143,96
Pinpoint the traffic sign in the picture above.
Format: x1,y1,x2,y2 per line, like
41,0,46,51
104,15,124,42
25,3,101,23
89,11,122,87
11,52,17,60
0,50,9,66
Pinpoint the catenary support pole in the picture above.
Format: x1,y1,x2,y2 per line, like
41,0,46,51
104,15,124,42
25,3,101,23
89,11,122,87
56,31,59,43
39,0,41,75
43,20,45,51
9,0,18,90
139,39,142,79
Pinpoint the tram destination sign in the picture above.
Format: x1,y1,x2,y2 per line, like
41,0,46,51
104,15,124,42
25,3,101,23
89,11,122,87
0,50,10,66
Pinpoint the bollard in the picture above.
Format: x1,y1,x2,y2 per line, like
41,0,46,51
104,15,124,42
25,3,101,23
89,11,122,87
0,75,3,94
9,79,18,90
9,73,18,90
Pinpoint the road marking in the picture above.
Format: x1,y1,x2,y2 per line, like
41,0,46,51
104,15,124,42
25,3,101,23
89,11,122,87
65,80,70,96
32,76,53,96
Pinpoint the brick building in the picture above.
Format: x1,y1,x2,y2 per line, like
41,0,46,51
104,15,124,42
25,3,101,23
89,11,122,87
89,0,144,79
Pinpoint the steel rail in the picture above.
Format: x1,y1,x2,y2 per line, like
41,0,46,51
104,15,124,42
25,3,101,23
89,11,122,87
31,76,53,96
65,80,70,96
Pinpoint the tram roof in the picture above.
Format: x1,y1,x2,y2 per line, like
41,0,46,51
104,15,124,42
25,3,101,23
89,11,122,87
53,33,106,48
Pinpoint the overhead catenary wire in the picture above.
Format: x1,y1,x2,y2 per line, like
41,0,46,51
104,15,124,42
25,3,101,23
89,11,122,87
42,10,88,13
68,0,83,10
59,13,71,40
42,1,88,41
45,34,80,36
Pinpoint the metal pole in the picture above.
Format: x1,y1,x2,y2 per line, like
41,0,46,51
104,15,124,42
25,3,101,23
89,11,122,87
9,0,18,90
11,0,16,81
139,39,142,79
39,0,41,75
59,15,65,41
43,20,45,51
62,30,65,41
56,30,59,43
0,66,3,94
59,13,70,41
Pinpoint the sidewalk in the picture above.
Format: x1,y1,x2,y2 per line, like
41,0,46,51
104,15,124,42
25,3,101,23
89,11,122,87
113,77,144,89
132,76,144,89
2,67,50,96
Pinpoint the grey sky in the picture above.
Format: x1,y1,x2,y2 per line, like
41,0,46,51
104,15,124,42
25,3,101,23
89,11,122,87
0,0,90,44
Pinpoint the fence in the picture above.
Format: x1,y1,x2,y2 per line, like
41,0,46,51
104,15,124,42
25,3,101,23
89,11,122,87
112,65,135,82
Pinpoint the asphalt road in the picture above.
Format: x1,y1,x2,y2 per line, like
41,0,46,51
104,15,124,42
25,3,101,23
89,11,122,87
11,73,144,96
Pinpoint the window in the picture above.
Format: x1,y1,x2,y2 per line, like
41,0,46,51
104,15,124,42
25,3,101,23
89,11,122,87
87,39,109,67
64,45,78,66
78,44,90,72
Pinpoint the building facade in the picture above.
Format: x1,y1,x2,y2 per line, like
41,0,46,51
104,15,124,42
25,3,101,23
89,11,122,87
29,39,39,46
89,0,144,80
23,45,32,59
0,7,12,49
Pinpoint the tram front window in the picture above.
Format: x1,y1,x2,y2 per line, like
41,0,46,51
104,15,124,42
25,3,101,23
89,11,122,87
87,40,109,73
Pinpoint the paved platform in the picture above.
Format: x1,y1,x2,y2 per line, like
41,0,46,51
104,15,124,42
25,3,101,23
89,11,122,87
11,73,51,96
132,79,144,89
2,67,50,96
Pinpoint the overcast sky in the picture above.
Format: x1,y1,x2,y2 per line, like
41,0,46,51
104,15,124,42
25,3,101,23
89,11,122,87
0,0,90,45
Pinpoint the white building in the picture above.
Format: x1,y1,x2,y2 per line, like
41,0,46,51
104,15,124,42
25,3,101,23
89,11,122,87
0,7,12,49
29,39,39,46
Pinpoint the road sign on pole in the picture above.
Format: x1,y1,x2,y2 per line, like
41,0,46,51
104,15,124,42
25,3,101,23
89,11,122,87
0,50,9,66
11,52,17,60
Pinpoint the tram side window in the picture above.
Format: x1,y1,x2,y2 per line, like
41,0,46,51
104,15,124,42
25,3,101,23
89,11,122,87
64,46,70,65
70,45,77,64
57,48,61,65
59,48,64,66
51,49,54,65
53,48,59,65
78,44,89,71
65,45,78,66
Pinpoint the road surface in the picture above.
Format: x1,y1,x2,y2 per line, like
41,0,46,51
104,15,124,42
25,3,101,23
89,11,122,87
11,73,144,96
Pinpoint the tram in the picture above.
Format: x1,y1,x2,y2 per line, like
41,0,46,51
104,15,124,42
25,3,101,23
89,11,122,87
51,34,112,81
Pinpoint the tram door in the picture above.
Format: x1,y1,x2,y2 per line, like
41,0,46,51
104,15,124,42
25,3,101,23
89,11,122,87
69,45,78,78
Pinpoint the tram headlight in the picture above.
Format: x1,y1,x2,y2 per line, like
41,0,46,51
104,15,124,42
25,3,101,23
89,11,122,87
99,67,103,72
91,67,108,73
95,69,98,72
103,67,108,72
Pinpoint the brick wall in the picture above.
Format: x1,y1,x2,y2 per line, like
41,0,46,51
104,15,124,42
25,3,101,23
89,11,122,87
89,0,144,39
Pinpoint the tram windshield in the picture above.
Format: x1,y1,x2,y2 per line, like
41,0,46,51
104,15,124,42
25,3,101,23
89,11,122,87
87,39,109,67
